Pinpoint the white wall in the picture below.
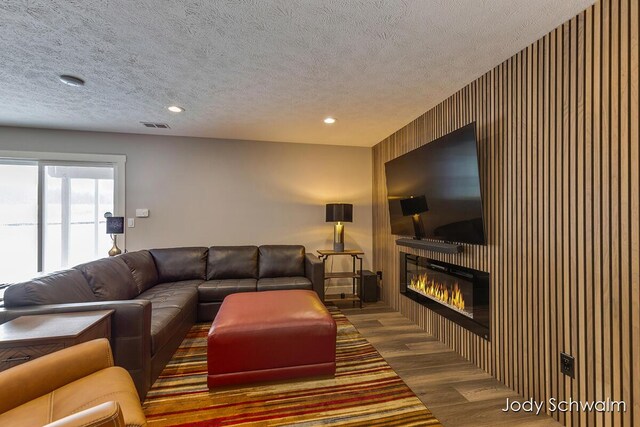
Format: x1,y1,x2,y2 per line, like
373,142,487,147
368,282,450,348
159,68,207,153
0,126,373,271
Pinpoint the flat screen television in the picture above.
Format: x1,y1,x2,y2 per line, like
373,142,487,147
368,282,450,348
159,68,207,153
384,122,486,245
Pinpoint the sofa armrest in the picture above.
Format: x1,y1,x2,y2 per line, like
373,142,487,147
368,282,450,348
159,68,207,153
0,300,152,399
305,253,325,301
44,401,125,427
0,339,113,414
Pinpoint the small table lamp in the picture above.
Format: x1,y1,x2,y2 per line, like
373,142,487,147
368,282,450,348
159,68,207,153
400,195,428,240
326,203,353,252
105,214,125,256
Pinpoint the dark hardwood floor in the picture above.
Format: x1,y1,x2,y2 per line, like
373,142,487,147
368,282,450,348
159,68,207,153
340,303,561,427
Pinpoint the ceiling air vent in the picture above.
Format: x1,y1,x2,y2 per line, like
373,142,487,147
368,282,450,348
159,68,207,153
141,122,170,129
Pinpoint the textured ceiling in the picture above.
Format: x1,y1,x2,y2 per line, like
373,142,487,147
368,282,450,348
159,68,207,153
0,0,594,147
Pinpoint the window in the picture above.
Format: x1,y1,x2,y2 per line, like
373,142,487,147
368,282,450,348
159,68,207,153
0,152,125,284
43,164,116,271
0,162,38,282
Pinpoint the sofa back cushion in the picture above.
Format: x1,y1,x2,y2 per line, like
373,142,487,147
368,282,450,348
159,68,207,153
75,257,139,301
3,269,98,308
258,245,305,278
150,247,208,282
207,246,258,280
119,250,158,293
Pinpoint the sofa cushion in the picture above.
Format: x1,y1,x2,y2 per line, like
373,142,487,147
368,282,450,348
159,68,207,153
149,307,184,355
258,245,305,278
150,247,208,282
137,280,199,354
74,258,138,301
206,246,258,280
3,269,97,308
198,279,257,302
136,281,199,311
119,250,158,293
0,366,145,427
256,277,312,292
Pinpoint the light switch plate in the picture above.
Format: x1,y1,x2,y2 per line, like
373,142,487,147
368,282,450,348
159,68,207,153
135,209,149,218
127,218,135,228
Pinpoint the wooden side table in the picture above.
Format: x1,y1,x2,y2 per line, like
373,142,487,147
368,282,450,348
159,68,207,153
317,249,364,308
0,310,113,372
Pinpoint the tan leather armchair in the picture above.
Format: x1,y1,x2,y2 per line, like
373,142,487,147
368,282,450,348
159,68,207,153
0,339,147,427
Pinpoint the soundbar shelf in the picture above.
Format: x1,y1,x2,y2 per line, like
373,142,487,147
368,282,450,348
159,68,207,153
396,238,463,254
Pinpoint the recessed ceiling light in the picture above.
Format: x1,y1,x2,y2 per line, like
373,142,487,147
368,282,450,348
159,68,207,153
168,106,185,113
59,75,85,87
323,117,336,124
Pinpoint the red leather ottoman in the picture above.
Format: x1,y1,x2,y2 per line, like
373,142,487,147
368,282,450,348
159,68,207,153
207,289,337,388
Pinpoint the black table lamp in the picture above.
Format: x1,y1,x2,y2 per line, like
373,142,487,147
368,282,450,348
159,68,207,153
400,196,428,240
326,203,353,252
105,213,124,257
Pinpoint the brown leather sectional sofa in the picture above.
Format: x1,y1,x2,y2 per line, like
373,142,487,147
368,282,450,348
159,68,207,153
0,245,324,400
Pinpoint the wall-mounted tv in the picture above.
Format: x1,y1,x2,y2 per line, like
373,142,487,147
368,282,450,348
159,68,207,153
384,122,486,245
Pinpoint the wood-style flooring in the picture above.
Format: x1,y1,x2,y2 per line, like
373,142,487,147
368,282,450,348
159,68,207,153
340,303,561,427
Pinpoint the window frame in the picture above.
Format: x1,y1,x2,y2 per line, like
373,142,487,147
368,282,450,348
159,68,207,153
0,150,126,274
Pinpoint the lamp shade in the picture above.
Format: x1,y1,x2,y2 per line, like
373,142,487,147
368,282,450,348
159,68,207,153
106,216,125,234
400,196,429,216
326,203,353,222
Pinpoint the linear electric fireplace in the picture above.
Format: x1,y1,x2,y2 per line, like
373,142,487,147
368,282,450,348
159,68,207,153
400,252,490,340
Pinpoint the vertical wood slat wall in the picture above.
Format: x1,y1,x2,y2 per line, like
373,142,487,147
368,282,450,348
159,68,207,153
371,0,639,425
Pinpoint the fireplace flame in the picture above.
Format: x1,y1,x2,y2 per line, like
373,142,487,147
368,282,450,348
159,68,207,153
409,273,466,312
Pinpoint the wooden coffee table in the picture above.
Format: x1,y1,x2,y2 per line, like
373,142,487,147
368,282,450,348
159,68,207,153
0,310,113,372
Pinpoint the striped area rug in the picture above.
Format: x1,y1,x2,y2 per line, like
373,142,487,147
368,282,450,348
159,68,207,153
143,307,441,426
